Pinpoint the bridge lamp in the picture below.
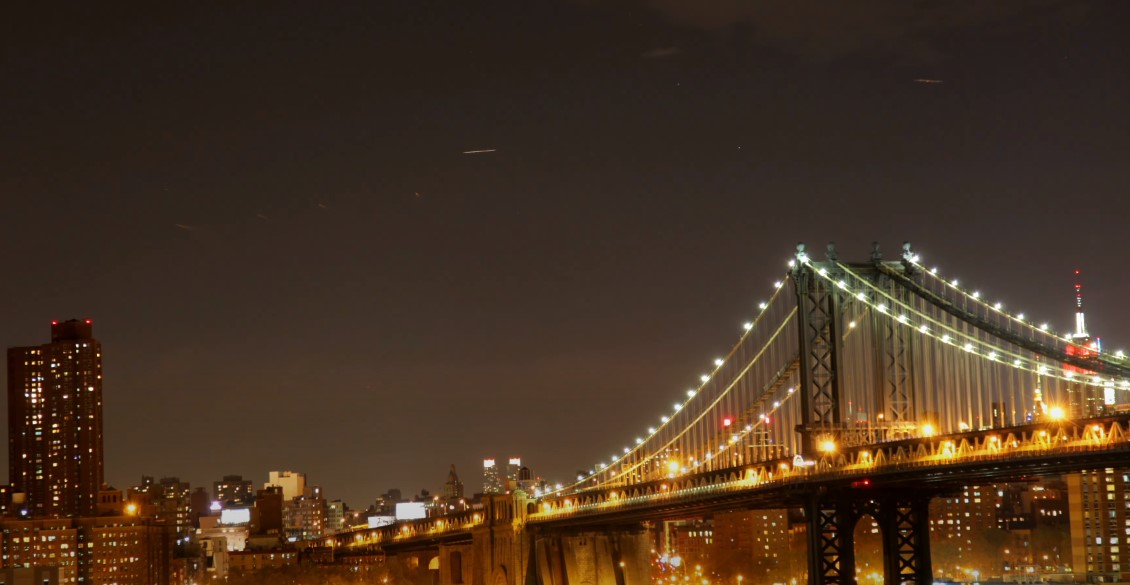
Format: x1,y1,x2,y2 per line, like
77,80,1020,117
994,302,1003,310
742,322,753,330
1040,323,1049,331
673,403,682,412
700,375,709,383
667,460,681,474
661,416,669,423
972,291,980,299
856,292,866,301
648,427,656,434
929,267,938,274
1048,406,1066,421
1117,350,1126,359
636,437,643,444
818,439,836,453
722,417,733,427
758,302,767,310
774,281,783,288
714,358,724,367
921,423,936,437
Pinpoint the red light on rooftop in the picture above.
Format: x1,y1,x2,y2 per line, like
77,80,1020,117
51,321,58,325
84,319,91,324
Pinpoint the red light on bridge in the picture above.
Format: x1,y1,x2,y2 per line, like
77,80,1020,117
851,479,871,488
722,417,733,427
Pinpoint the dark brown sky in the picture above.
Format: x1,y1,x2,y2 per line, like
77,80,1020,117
3,1,1129,507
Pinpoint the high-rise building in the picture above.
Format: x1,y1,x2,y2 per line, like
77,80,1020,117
7,319,104,518
482,457,522,494
482,459,501,494
1068,468,1130,581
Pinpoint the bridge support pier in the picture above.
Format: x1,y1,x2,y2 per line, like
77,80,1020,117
534,527,650,585
804,489,934,585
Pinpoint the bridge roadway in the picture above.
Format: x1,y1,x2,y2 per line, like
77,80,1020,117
528,412,1130,527
319,413,1130,585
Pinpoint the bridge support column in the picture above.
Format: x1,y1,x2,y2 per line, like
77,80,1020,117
537,527,650,585
804,490,934,585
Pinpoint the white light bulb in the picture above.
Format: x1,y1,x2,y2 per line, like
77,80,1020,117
758,302,767,310
972,291,980,299
714,358,724,367
952,279,959,286
686,389,696,398
773,281,783,288
647,427,656,434
743,322,753,330
1017,313,1025,321
993,302,1002,310
700,374,709,383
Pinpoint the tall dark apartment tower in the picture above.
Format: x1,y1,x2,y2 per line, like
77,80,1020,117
7,319,104,517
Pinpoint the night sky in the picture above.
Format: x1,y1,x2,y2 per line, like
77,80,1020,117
3,2,1129,508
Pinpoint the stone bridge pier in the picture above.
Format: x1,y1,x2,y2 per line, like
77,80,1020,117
532,527,651,585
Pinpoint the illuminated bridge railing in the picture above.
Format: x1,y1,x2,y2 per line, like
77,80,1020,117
529,415,1130,523
330,509,485,551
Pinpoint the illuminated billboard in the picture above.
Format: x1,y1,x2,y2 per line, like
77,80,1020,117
395,502,427,520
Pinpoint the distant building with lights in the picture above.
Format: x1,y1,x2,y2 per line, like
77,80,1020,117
0,514,171,584
266,471,306,502
7,319,104,518
1068,468,1130,582
214,475,255,507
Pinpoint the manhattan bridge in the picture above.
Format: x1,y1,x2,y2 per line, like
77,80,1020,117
321,242,1130,585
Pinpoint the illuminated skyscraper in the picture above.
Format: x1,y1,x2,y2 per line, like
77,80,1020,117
7,319,104,518
482,459,501,494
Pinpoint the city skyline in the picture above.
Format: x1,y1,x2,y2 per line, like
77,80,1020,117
3,2,1130,508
